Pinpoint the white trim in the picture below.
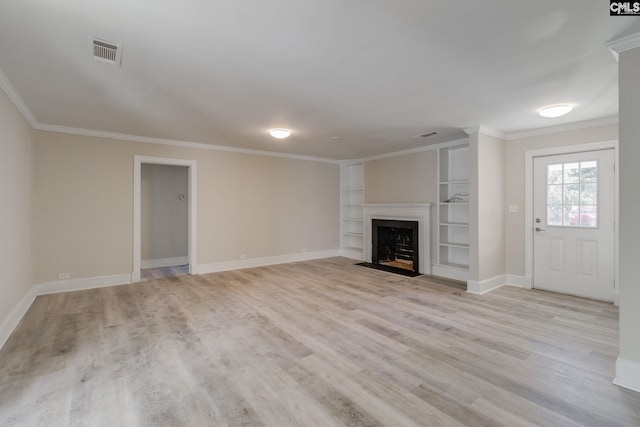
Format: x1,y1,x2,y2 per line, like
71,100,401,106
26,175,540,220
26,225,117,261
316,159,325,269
0,68,37,127
506,116,619,141
505,274,527,288
133,156,197,282
197,249,340,274
466,274,507,295
141,256,188,269
362,203,433,275
0,288,37,350
349,138,468,164
463,125,506,140
37,123,340,164
432,264,469,282
35,273,133,295
339,248,365,261
524,141,619,295
614,358,640,393
607,32,640,57
614,291,620,307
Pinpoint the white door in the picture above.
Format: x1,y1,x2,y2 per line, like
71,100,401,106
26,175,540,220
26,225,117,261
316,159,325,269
533,149,615,301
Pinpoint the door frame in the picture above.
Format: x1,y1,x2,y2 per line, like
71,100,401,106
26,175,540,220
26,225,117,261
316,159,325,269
133,155,197,282
524,140,619,304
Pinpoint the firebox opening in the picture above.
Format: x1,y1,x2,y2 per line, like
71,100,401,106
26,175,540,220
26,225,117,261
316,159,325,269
372,219,419,275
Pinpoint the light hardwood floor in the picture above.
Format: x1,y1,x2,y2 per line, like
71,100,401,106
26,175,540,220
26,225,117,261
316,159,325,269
1,257,638,426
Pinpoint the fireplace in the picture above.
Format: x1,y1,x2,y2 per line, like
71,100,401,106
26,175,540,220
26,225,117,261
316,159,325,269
362,203,432,275
372,219,419,274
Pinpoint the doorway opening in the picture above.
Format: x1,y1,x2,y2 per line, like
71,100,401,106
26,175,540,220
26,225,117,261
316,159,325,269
140,164,189,281
133,156,197,282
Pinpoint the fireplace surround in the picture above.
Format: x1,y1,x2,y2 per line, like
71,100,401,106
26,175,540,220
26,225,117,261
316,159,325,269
363,203,432,275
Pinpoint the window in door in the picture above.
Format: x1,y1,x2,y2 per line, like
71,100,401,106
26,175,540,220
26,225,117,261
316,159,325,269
546,160,598,228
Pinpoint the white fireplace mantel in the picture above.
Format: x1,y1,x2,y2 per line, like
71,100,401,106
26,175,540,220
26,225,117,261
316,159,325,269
362,203,433,275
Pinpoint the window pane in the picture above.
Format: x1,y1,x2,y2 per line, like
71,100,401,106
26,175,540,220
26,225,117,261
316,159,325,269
580,205,597,227
564,163,580,183
563,184,580,204
548,164,563,184
545,160,599,229
581,183,597,204
581,161,597,182
565,205,580,227
547,184,562,205
547,205,563,226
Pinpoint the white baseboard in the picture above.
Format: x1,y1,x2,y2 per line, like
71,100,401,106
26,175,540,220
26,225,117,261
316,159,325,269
467,274,507,295
505,274,526,288
339,248,365,261
0,287,37,350
614,357,640,393
35,273,133,295
432,264,470,282
505,274,533,289
141,256,188,269
197,249,341,274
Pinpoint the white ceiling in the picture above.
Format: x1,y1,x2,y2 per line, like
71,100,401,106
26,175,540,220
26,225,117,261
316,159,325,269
0,1,637,160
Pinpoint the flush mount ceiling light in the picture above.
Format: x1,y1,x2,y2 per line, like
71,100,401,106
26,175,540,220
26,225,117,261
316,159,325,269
538,104,573,118
269,128,291,139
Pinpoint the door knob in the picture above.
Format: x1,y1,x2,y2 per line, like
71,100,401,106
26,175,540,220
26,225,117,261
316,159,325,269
535,227,546,232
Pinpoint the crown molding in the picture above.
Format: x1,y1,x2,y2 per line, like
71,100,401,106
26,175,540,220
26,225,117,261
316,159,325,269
351,137,469,164
463,125,506,140
607,32,640,61
506,115,619,141
35,123,341,164
0,68,37,127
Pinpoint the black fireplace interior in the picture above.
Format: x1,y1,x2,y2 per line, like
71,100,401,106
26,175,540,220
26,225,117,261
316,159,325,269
372,219,419,275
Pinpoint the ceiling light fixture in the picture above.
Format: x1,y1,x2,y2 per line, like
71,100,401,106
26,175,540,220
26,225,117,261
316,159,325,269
269,128,291,139
538,104,573,118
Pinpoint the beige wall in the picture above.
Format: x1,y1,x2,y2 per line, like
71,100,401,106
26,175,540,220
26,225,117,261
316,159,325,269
0,89,33,328
504,123,618,277
618,46,640,366
363,150,439,263
33,131,340,283
141,164,188,262
364,150,438,204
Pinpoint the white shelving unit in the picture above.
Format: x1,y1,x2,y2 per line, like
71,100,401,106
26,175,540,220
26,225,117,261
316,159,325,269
340,163,364,259
433,144,470,281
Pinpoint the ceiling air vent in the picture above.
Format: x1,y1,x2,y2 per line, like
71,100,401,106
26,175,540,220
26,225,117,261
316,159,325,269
89,37,122,65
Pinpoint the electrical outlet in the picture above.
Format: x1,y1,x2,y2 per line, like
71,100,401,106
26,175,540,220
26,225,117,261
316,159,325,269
58,272,70,280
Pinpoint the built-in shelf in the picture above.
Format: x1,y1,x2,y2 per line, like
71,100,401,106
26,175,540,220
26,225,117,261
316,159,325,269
440,180,469,185
343,232,363,237
440,222,469,227
438,261,469,270
434,144,470,281
341,163,365,259
440,241,470,248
